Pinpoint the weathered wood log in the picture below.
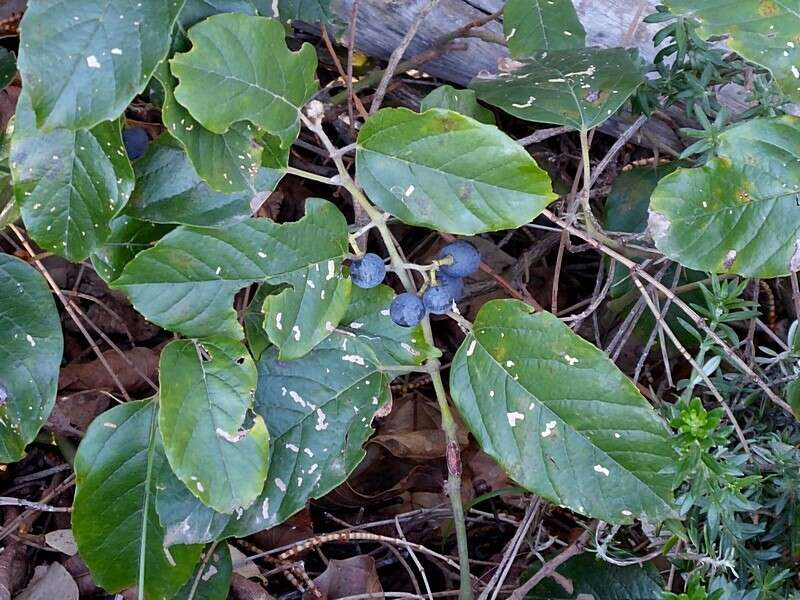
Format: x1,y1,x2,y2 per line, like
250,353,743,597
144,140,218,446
327,0,748,151
332,0,664,86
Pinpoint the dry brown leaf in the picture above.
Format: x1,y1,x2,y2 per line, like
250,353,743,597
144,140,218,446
16,563,78,600
58,346,158,394
304,556,382,600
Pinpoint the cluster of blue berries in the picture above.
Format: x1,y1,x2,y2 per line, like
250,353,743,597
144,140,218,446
349,240,480,327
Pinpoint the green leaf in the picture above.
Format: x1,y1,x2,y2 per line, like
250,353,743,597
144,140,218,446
244,284,279,361
170,13,318,148
525,554,663,599
603,164,703,348
356,108,556,235
450,300,676,524
0,255,63,463
114,198,349,341
420,85,495,124
649,116,800,278
90,217,173,284
504,0,586,57
0,48,16,91
261,265,351,360
174,544,232,600
10,91,135,262
337,285,439,367
159,289,429,538
178,0,260,30
159,337,269,514
17,0,184,130
124,136,277,227
665,0,800,103
156,63,287,194
156,457,230,547
272,0,333,23
72,400,202,597
470,47,645,130
222,333,392,538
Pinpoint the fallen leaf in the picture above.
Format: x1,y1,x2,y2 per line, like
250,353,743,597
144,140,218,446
44,529,78,556
16,563,78,600
58,346,158,394
304,556,382,600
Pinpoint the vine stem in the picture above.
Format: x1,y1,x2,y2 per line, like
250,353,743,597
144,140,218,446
299,111,474,598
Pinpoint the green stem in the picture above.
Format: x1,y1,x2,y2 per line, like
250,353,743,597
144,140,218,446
425,322,474,599
298,113,473,598
577,128,624,253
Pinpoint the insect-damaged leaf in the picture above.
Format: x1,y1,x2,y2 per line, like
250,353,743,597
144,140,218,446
124,136,280,228
222,336,393,537
178,0,260,31
170,13,318,149
113,198,349,344
450,300,676,524
173,544,232,600
159,337,269,514
90,217,173,284
503,0,586,57
649,116,800,278
156,285,435,540
0,255,63,463
471,47,644,131
356,108,556,235
72,400,202,598
155,63,287,195
270,0,334,24
665,0,800,103
10,91,134,262
18,0,184,130
420,85,495,125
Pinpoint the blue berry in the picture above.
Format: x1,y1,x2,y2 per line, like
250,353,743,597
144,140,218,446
122,127,149,160
423,279,459,315
437,273,464,302
390,293,425,327
438,240,480,278
350,253,386,288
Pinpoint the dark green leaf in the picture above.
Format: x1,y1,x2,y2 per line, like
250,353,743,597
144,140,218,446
420,85,495,124
471,47,644,130
156,63,286,194
336,284,439,367
0,48,16,91
124,136,276,228
525,554,664,599
665,0,800,103
158,289,429,538
170,14,318,148
244,284,279,361
272,0,333,23
0,255,63,463
174,544,232,600
222,333,392,537
90,217,173,284
356,108,556,235
156,457,230,547
18,0,184,130
178,0,260,30
450,300,676,524
649,116,800,278
159,337,269,514
504,0,586,57
114,198,349,342
10,91,134,261
72,400,202,597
